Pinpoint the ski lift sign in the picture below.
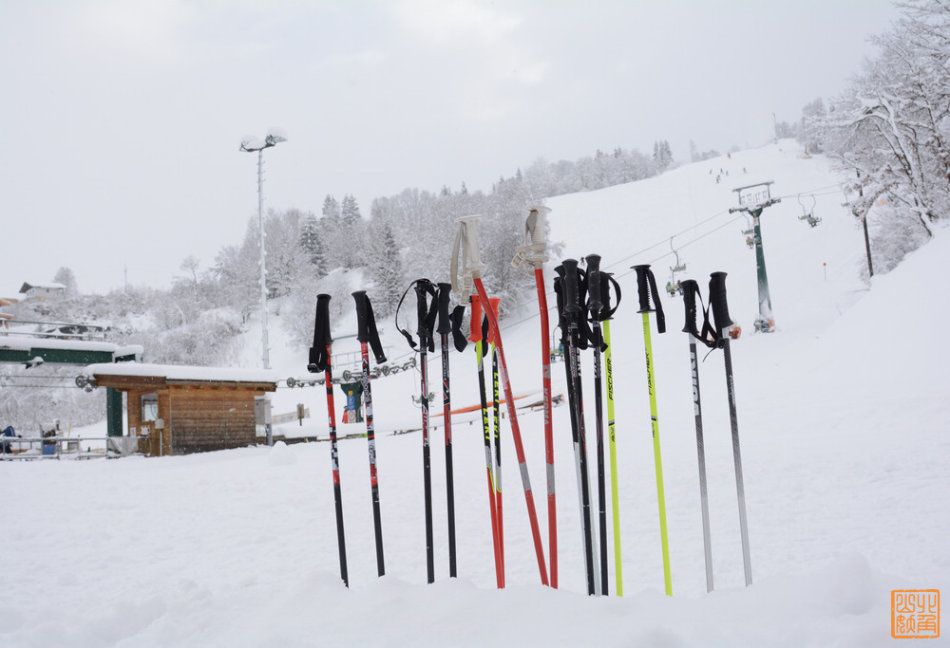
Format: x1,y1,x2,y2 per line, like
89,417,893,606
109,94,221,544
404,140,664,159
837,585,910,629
734,181,774,209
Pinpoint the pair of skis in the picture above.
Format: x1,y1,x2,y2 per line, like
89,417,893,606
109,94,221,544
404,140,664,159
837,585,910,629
307,290,387,586
679,272,753,592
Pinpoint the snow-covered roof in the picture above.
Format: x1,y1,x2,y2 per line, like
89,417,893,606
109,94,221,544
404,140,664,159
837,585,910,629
85,362,279,384
19,282,66,293
0,337,142,354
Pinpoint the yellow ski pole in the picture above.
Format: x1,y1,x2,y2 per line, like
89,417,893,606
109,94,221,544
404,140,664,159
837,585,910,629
632,264,672,596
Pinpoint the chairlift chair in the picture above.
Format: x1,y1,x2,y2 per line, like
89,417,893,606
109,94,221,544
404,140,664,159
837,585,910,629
667,237,685,296
797,194,821,227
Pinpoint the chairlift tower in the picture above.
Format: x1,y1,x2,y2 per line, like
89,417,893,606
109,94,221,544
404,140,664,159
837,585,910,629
730,181,780,332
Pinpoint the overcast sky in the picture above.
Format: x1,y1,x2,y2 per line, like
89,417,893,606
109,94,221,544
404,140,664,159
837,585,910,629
0,0,899,298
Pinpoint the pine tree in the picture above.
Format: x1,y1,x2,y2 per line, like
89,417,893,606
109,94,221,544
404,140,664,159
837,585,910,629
368,220,403,315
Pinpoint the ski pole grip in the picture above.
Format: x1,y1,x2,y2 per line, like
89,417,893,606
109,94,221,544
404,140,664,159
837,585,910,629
468,294,483,343
679,279,700,335
633,264,652,313
308,293,332,372
708,271,734,332
586,254,603,317
562,258,580,315
436,283,452,335
527,205,550,247
456,214,485,277
316,294,331,345
352,291,371,343
415,281,430,340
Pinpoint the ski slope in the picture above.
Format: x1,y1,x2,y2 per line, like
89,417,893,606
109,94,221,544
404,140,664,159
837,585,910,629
1,141,947,647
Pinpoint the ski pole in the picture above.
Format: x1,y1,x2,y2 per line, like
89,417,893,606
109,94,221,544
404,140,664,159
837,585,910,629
708,271,753,586
416,280,438,584
470,294,503,588
585,254,609,595
594,268,623,595
486,297,504,580
632,264,672,596
352,290,387,577
436,282,467,578
556,260,596,595
680,279,714,593
396,279,440,583
512,205,557,588
308,293,348,587
601,291,623,596
453,215,549,586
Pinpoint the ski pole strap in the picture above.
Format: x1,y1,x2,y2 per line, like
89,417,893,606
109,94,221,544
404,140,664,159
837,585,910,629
449,305,468,352
708,271,734,334
436,283,468,352
352,290,387,364
632,264,666,333
394,279,438,352
601,273,622,321
415,280,438,352
680,279,724,350
308,293,332,373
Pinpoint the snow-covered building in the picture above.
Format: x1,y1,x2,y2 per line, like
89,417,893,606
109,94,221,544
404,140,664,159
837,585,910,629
18,282,66,301
83,363,279,455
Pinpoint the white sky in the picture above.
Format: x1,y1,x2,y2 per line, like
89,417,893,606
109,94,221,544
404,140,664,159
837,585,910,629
0,0,898,298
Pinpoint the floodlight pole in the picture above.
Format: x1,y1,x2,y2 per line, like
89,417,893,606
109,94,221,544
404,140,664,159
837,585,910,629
241,132,287,445
730,182,780,333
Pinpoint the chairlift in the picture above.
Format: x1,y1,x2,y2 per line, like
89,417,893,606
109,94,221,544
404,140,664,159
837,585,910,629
797,193,821,227
667,237,685,296
741,215,756,248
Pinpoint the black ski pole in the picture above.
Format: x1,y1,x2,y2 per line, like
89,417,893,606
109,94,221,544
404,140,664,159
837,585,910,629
679,279,714,592
308,293,348,587
585,254,610,595
557,260,596,595
436,283,467,578
708,271,753,586
416,280,438,584
352,290,387,577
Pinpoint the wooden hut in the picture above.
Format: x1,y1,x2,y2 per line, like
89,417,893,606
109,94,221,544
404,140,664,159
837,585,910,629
84,363,279,455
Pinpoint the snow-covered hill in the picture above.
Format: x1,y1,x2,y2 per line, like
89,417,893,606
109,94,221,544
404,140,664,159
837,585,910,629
2,141,947,647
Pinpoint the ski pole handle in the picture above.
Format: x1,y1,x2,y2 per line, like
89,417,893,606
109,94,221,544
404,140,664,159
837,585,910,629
352,290,387,363
436,282,452,335
468,294,483,343
526,205,549,248
353,291,371,343
708,272,734,333
415,281,431,344
586,254,603,319
679,279,701,337
562,258,581,316
308,293,332,372
633,264,653,314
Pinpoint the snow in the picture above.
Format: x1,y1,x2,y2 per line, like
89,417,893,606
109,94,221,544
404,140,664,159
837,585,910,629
1,141,947,647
